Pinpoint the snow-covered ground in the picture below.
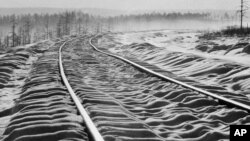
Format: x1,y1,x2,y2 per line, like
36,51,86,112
111,30,250,66
0,41,52,140
98,30,250,100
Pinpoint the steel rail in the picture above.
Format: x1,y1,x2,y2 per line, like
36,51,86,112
89,36,250,113
59,40,104,141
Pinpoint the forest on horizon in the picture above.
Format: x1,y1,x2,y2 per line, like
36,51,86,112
0,10,236,50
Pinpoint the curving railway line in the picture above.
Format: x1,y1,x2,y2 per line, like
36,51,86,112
60,35,250,140
2,35,250,141
59,38,104,141
88,36,250,113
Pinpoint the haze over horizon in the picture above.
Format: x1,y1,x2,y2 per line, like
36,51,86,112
0,0,243,11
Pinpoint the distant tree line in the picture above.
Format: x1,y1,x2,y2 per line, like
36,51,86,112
0,11,229,50
109,12,212,22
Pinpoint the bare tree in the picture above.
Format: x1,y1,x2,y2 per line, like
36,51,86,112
63,12,71,35
11,15,17,47
76,17,83,34
0,37,2,49
0,32,2,49
44,14,50,39
19,17,32,45
241,0,244,29
56,16,63,38
4,36,9,48
24,18,31,44
18,26,25,45
83,15,90,33
17,27,22,45
238,0,248,30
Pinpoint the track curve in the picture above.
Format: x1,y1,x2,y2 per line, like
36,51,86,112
89,36,250,113
59,39,104,141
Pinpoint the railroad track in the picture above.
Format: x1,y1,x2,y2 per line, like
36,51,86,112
56,35,250,141
59,38,104,141
88,36,250,113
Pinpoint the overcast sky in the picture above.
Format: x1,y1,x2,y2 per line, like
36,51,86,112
0,0,243,11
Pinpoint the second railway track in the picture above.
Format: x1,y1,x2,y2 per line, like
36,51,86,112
58,35,250,141
88,36,250,113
